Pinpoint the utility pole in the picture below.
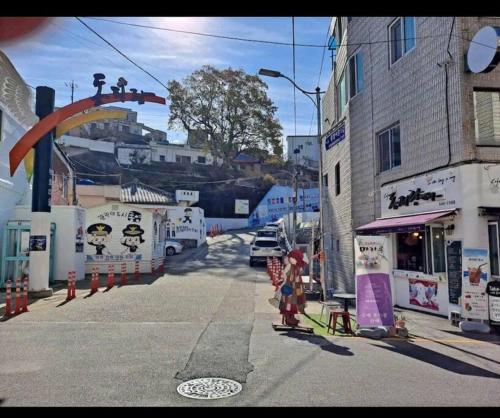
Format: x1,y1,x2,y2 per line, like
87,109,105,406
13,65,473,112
292,147,300,247
65,80,78,103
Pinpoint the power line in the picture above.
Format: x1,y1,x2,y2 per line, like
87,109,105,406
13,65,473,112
84,16,327,48
85,17,456,50
74,17,168,90
308,17,331,135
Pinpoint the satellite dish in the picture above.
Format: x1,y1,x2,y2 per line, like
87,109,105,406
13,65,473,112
466,26,500,73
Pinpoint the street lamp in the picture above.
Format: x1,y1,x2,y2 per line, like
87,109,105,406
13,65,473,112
259,68,328,301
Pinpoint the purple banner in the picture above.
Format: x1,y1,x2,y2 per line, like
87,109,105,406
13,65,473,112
356,273,394,327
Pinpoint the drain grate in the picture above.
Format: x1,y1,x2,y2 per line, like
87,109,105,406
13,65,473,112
177,377,242,400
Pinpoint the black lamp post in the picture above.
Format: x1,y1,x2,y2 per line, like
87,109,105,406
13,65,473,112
259,68,327,300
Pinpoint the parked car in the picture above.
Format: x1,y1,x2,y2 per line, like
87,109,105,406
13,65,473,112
165,240,183,256
250,237,285,266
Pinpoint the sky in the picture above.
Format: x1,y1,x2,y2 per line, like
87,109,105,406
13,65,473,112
2,16,332,151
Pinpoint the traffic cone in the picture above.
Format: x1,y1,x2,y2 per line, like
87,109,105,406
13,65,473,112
22,278,29,312
107,265,114,289
4,280,12,317
120,263,127,285
14,278,22,314
134,261,140,281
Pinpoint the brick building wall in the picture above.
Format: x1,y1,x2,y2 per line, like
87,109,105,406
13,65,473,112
321,16,500,293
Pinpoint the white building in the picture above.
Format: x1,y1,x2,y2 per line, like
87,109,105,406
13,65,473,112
286,135,320,169
150,140,215,165
58,134,115,156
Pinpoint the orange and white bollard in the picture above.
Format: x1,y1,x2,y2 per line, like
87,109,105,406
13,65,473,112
22,278,29,312
107,265,114,289
120,263,127,285
134,261,140,281
90,266,99,294
151,258,156,274
4,280,12,317
14,278,22,314
159,258,165,274
66,272,76,301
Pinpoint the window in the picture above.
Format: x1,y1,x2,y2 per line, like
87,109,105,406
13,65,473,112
62,175,68,200
197,156,206,164
336,68,347,119
159,155,165,162
176,155,191,164
90,123,97,130
431,227,446,273
489,222,500,277
397,231,425,272
396,227,445,274
122,125,130,133
473,90,500,146
323,174,328,187
378,124,401,173
349,52,364,98
389,17,416,65
335,162,340,195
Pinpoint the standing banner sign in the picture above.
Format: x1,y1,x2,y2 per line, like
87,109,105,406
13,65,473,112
461,248,489,320
355,236,394,327
486,280,500,325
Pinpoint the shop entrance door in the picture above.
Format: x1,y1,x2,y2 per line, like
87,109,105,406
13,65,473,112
0,221,56,288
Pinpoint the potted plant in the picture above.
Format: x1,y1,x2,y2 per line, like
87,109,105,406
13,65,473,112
394,313,406,329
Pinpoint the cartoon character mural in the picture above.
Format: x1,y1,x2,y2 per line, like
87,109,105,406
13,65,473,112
120,224,145,254
86,223,112,255
182,208,193,223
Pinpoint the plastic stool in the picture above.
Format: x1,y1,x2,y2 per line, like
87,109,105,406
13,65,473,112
328,310,353,335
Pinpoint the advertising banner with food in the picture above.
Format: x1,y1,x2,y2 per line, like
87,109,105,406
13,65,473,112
355,236,394,327
409,279,439,311
462,248,489,320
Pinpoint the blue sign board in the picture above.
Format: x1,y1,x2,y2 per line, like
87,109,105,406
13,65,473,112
325,122,345,150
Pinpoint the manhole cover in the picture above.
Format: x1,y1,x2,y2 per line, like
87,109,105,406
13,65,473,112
177,378,242,400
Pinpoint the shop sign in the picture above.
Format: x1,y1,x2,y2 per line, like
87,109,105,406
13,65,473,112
486,280,500,325
355,236,394,327
387,188,444,210
325,122,345,150
462,248,489,320
381,167,460,217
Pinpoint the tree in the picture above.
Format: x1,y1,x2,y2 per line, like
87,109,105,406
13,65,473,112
167,65,283,166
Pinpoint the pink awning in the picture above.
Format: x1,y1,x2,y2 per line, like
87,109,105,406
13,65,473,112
356,209,457,234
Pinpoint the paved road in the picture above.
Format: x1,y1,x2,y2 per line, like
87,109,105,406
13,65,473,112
1,230,500,406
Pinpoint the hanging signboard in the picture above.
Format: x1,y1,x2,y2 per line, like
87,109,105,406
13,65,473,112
461,248,489,320
325,122,345,151
486,279,500,325
446,240,462,304
355,235,394,327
